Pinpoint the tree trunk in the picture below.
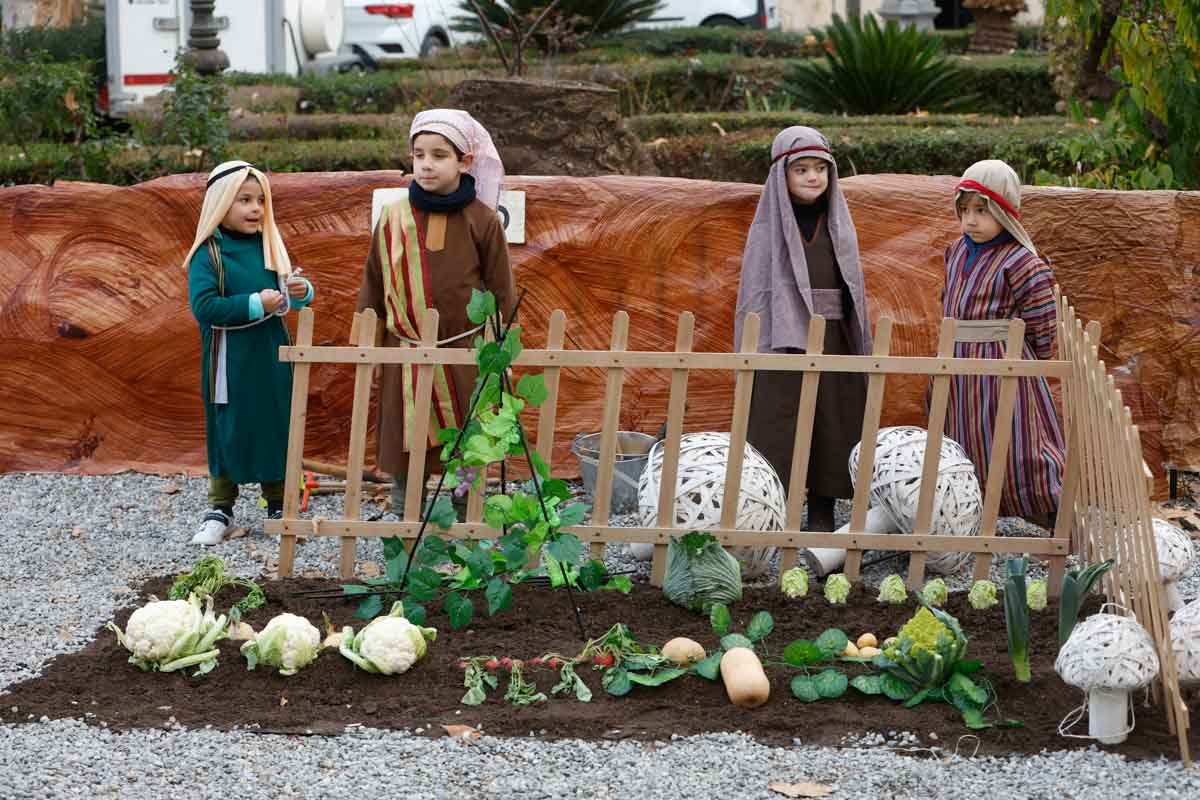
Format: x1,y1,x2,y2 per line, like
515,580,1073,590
969,9,1019,53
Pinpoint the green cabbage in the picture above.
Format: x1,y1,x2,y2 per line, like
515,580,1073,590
662,532,742,613
880,603,968,687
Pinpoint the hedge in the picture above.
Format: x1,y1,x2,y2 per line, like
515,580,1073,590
277,54,1053,118
1,117,1080,187
647,119,1079,183
628,112,1067,139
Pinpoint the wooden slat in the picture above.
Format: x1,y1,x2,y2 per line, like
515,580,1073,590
269,518,1071,553
978,320,1025,535
846,318,894,582
650,313,694,588
907,318,956,589
403,310,440,522
279,345,1071,378
779,315,826,575
535,310,567,466
720,313,760,529
588,312,630,558
339,308,377,578
277,307,315,578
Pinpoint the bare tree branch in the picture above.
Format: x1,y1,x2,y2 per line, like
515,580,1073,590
465,0,512,75
519,0,565,52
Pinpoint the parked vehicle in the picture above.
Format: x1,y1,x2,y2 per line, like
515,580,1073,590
341,1,463,67
637,0,779,29
104,0,348,115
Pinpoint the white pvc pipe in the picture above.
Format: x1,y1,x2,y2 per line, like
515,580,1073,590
800,505,899,577
1088,688,1131,745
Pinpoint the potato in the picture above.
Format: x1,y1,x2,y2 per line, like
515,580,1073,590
843,642,861,657
720,647,770,708
662,637,707,666
859,646,881,658
856,633,878,650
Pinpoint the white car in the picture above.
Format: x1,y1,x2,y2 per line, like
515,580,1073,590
341,0,463,65
638,0,779,29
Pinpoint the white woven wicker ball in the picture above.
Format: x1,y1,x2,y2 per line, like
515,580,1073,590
848,426,982,575
634,432,787,579
1170,599,1200,686
1153,518,1195,612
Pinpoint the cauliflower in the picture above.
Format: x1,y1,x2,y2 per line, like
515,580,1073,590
339,601,437,675
968,579,999,610
877,574,907,604
1026,579,1048,612
106,593,227,674
780,567,809,598
882,605,969,687
824,573,851,605
241,613,321,676
921,578,948,608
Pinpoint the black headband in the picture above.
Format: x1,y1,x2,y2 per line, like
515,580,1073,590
206,163,256,188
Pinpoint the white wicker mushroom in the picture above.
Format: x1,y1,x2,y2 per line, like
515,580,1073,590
632,432,787,579
1152,518,1195,612
1055,611,1160,745
1170,598,1200,687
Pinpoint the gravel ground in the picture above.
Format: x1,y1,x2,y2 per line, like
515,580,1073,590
0,471,1197,799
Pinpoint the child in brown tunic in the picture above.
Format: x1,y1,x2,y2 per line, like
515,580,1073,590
735,127,871,531
356,110,516,516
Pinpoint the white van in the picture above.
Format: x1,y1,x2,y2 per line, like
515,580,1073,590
637,0,779,29
104,0,347,115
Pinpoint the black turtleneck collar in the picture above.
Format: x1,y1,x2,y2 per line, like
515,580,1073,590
792,192,829,241
409,173,477,212
218,225,261,241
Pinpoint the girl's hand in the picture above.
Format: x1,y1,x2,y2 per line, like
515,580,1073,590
260,289,285,314
286,276,309,299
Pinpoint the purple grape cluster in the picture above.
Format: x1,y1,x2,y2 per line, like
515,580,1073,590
453,465,480,497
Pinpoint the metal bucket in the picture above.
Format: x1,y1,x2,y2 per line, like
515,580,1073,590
570,431,656,515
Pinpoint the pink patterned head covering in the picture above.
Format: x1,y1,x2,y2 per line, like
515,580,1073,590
410,109,505,210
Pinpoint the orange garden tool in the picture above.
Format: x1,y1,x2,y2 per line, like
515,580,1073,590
300,470,319,512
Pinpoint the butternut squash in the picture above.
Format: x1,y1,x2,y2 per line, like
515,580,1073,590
662,637,706,666
720,647,770,708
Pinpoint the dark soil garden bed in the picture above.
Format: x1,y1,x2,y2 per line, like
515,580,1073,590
2,577,1193,761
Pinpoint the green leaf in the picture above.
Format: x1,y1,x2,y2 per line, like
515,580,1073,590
952,659,983,675
604,575,633,594
720,633,754,651
402,603,426,626
961,706,991,730
578,560,607,591
881,673,917,701
815,628,849,659
341,584,371,596
627,667,688,687
602,667,631,697
425,495,458,530
813,669,848,699
546,533,583,565
477,341,511,376
466,543,495,580
783,639,825,666
540,476,570,501
903,686,934,708
355,594,384,620
382,536,408,563
500,326,523,362
415,535,449,566
692,651,723,680
949,673,989,706
484,495,513,529
851,675,884,695
556,503,588,527
516,373,549,407
790,675,821,703
746,611,774,643
485,577,512,616
710,603,732,636
498,531,529,570
405,566,442,603
445,591,474,629
467,288,496,324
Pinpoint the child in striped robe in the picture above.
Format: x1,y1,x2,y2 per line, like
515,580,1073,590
943,159,1065,525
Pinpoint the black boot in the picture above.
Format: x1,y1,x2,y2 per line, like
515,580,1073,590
807,495,836,532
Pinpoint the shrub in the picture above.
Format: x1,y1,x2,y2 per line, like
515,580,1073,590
0,16,105,79
454,0,664,40
788,14,975,114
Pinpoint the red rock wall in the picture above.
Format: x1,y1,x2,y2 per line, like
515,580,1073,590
1,172,1196,494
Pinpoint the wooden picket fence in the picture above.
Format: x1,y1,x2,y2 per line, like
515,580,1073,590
1055,289,1190,764
263,290,1188,763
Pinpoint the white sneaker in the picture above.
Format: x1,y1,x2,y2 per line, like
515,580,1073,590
192,509,231,545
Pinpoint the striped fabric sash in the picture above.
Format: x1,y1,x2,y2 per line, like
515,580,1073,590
378,199,463,450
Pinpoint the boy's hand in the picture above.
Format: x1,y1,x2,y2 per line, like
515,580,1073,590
286,276,309,299
260,289,285,314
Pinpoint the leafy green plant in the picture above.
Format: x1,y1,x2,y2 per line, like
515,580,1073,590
168,555,265,621
456,0,664,42
1057,558,1114,646
690,604,776,680
788,13,975,114
148,52,230,171
579,623,688,695
1003,557,1032,683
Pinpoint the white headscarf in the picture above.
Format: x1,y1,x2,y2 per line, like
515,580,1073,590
409,109,505,210
180,160,292,276
954,159,1038,257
